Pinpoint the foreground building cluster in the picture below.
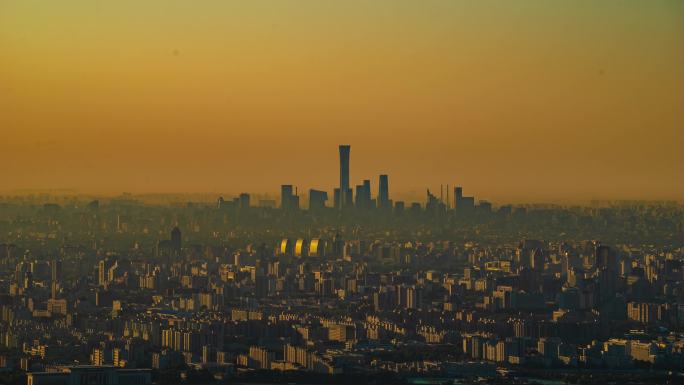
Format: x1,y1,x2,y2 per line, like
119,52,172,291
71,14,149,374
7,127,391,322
0,206,682,384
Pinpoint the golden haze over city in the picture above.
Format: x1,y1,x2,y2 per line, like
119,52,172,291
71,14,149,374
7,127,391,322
1,1,682,203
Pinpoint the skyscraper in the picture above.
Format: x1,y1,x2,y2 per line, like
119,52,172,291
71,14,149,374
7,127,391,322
50,258,61,299
354,180,372,210
281,185,292,209
281,185,298,211
239,193,251,209
309,189,328,211
355,184,365,207
454,186,463,208
339,145,351,209
171,227,181,253
454,186,474,213
378,174,389,209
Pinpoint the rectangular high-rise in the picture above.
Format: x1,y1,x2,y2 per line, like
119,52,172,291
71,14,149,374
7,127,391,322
354,179,372,210
339,145,351,208
309,189,328,211
239,193,250,209
378,174,389,209
362,179,371,209
281,185,294,211
454,186,474,213
454,186,463,210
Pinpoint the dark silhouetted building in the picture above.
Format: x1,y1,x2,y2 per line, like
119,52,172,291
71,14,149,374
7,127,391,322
355,179,372,210
378,174,389,209
339,145,351,209
281,185,299,211
239,193,251,209
309,189,328,211
454,186,475,213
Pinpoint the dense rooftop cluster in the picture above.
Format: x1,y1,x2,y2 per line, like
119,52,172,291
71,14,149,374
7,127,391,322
0,194,683,384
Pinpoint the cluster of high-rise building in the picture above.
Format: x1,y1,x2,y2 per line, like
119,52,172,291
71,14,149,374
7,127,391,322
276,145,393,212
224,145,488,216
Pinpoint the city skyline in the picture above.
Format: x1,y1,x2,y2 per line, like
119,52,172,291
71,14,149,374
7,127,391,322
0,141,681,206
1,1,683,203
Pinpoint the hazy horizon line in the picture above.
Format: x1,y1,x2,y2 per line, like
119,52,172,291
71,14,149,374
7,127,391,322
1,188,681,207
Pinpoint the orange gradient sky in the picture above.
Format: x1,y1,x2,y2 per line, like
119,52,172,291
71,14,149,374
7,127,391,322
1,1,683,203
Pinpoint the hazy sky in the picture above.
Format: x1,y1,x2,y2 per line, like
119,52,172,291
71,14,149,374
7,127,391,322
1,1,683,203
